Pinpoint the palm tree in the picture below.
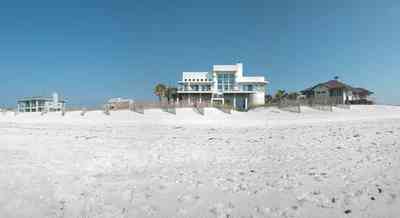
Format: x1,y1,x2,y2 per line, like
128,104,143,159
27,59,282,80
265,94,273,104
154,83,167,103
166,87,178,103
275,89,287,100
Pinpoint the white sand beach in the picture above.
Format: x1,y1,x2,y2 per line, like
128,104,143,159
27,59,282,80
1,105,400,218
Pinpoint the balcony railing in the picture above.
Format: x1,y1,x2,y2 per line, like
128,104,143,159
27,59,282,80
178,86,212,92
178,84,263,92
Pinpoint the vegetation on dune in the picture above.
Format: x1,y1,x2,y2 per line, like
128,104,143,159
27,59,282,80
154,83,167,102
154,83,178,104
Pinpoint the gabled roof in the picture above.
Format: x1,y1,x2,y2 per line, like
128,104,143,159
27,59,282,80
318,80,353,89
301,80,373,96
303,80,353,92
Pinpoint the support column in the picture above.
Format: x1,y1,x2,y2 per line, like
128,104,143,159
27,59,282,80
200,94,202,104
188,95,191,105
36,100,39,112
245,97,248,110
233,95,236,110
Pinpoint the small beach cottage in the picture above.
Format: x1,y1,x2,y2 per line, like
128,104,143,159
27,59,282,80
301,79,373,104
17,92,66,112
107,98,134,110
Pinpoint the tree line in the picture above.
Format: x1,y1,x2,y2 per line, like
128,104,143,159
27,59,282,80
153,84,178,103
265,90,301,104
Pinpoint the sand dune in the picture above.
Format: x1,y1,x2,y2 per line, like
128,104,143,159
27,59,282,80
0,105,399,217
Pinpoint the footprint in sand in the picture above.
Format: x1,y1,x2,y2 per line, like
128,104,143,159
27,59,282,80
177,194,200,204
209,202,234,218
141,204,158,216
177,208,188,216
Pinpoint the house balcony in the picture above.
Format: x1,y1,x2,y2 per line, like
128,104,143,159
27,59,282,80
216,85,258,94
177,84,264,94
177,90,213,94
178,84,213,93
177,86,213,93
178,80,213,84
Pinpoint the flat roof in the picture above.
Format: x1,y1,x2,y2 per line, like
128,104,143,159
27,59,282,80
17,96,66,103
237,76,268,84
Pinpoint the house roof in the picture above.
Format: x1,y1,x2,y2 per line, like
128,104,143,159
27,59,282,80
302,80,352,92
352,87,374,95
319,80,353,89
236,76,268,84
301,80,373,96
17,96,66,103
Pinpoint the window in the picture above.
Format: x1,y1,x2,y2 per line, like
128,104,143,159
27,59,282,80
217,72,235,92
188,79,191,82
256,85,265,92
242,85,253,91
191,85,199,91
201,79,203,82
184,79,187,81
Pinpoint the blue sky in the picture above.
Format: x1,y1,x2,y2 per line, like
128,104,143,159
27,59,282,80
0,0,399,107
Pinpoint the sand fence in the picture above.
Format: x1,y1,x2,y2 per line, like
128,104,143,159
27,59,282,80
277,96,352,113
301,97,333,112
193,102,206,115
132,101,232,115
278,99,301,113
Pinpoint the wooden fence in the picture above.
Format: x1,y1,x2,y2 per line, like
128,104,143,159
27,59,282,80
278,99,301,113
302,97,333,112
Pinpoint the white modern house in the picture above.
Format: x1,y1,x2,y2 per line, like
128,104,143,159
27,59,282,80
177,63,268,110
17,92,66,113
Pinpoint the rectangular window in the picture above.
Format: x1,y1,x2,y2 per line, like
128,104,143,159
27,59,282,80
217,72,235,91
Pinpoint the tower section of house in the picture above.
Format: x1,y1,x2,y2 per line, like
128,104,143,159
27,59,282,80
177,63,268,110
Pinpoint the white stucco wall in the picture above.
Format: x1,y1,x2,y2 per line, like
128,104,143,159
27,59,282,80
236,63,243,78
250,92,265,106
345,90,353,101
182,72,210,81
213,65,238,72
314,86,330,98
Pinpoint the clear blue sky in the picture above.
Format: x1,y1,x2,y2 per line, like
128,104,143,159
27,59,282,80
0,0,399,107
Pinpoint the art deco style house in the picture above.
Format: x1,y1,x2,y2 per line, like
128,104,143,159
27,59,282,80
17,92,66,112
177,63,268,110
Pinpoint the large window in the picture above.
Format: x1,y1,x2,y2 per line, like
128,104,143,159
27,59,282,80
242,85,253,91
217,72,235,92
255,84,265,92
191,85,199,91
242,84,264,92
201,85,211,91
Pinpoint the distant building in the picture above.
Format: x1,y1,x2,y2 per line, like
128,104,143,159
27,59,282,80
177,63,269,110
17,92,66,112
107,98,133,110
301,79,374,104
351,88,374,101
